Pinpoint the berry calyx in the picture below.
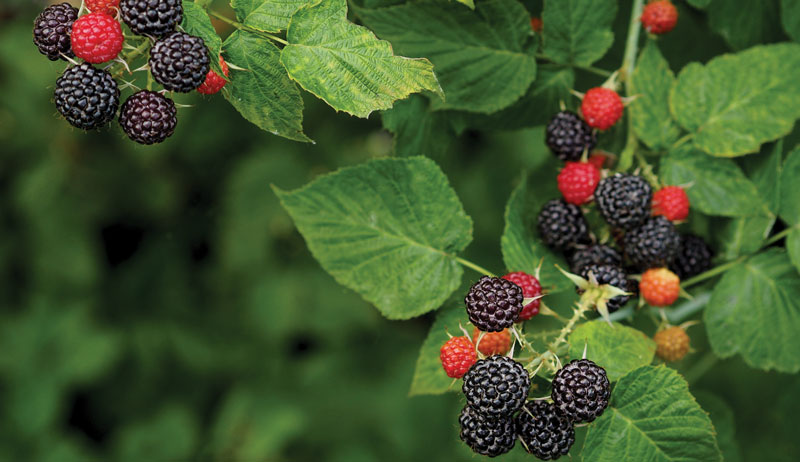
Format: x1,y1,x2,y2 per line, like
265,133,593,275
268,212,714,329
623,216,680,270
70,12,124,64
462,355,530,419
654,326,690,362
594,173,653,230
502,271,542,320
639,268,680,307
530,17,543,33
465,276,523,332
33,2,78,61
581,87,624,130
537,199,590,250
652,186,690,221
459,406,516,457
558,161,601,205
515,401,575,460
641,0,679,35
54,63,120,130
579,264,631,313
150,31,210,93
120,0,183,37
551,359,610,423
86,0,121,15
440,336,477,379
119,90,178,145
197,56,230,95
472,327,511,356
545,111,597,162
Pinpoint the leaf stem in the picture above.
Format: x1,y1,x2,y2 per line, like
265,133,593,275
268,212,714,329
681,257,745,289
209,9,290,46
763,226,796,246
455,257,496,277
617,0,645,171
684,351,718,385
671,133,693,150
534,54,612,78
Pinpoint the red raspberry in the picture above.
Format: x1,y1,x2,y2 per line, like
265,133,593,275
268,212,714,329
652,186,689,221
639,268,680,307
472,327,511,356
86,0,120,15
440,336,477,379
530,17,543,33
653,326,690,362
641,0,678,35
557,161,600,205
502,272,542,320
71,12,124,64
588,152,609,170
197,56,231,95
581,88,624,130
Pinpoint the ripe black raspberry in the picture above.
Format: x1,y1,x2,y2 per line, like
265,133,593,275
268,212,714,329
458,406,516,457
551,359,610,423
463,356,530,420
579,264,630,312
54,64,119,130
120,0,183,37
537,200,590,250
546,111,597,162
149,32,210,92
623,216,680,270
33,2,78,61
465,276,523,332
119,90,177,145
515,401,575,460
594,174,652,230
670,234,713,279
569,245,622,274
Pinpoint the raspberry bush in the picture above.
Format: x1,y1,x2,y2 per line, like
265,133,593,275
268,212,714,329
7,0,800,460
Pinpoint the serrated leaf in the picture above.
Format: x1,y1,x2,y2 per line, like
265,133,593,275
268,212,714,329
181,1,224,76
542,0,617,66
409,305,470,396
501,172,571,292
718,215,775,260
280,0,442,118
568,322,655,382
660,147,766,217
670,43,800,156
354,0,536,114
381,95,455,157
779,146,800,225
783,0,800,41
274,157,473,320
705,249,800,373
707,0,782,51
230,0,307,33
630,41,680,150
582,366,722,462
694,392,742,462
222,31,310,142
742,140,783,213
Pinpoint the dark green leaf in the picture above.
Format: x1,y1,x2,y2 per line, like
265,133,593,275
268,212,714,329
694,392,743,462
542,0,617,66
381,95,456,157
630,41,681,150
707,0,782,51
779,146,800,225
230,0,308,32
568,322,655,382
782,0,800,41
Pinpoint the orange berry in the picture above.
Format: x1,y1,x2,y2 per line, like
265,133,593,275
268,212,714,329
639,268,680,306
653,326,690,362
472,327,512,356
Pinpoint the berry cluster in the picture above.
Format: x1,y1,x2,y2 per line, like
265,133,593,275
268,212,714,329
32,1,231,145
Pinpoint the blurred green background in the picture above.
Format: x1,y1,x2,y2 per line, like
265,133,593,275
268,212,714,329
2,1,800,461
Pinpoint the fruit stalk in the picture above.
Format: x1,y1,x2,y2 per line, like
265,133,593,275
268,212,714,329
209,9,289,46
618,0,645,171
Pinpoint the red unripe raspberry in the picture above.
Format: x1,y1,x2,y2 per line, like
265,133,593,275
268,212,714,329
86,0,120,15
71,12,124,64
641,0,678,35
197,56,230,95
653,326,690,362
581,87,624,130
440,336,477,378
588,152,609,170
557,161,601,205
652,186,689,221
639,268,680,307
502,271,542,320
530,17,543,33
472,327,511,356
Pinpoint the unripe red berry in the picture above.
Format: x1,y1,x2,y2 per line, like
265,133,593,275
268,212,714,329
197,56,231,95
652,186,690,221
502,271,542,320
86,0,120,15
557,161,601,205
440,336,477,378
641,0,679,35
530,17,543,33
581,87,624,130
71,12,124,64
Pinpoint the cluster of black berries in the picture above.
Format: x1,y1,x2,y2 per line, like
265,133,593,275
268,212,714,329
459,354,611,459
33,1,214,145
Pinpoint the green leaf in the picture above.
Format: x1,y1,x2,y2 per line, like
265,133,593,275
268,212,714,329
779,146,800,225
659,147,766,217
274,157,473,319
717,215,775,260
670,43,800,156
542,0,617,66
456,0,475,7
381,95,455,157
230,0,308,33
742,140,783,213
783,0,800,41
222,31,310,142
501,172,571,292
630,41,680,150
694,392,743,462
354,0,536,114
113,407,199,462
582,366,722,462
181,1,224,76
789,229,800,275
409,305,470,396
686,0,711,8
280,0,442,118
705,249,800,373
568,322,655,382
707,0,782,51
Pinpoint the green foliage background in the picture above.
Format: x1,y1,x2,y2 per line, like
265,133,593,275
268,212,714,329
1,0,799,460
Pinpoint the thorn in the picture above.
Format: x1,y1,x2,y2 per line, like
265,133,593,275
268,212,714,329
174,102,194,109
523,294,546,305
596,301,613,326
582,341,588,359
226,62,248,71
60,53,80,66
458,323,472,339
534,258,544,280
132,62,149,73
556,265,590,290
537,303,563,320
570,89,585,100
679,320,701,330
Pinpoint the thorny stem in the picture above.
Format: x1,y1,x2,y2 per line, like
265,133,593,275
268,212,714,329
209,9,290,46
111,39,150,78
618,0,646,171
455,257,496,278
548,300,592,352
534,53,612,78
